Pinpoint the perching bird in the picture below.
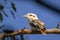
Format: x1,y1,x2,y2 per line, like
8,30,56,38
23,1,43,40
24,13,46,35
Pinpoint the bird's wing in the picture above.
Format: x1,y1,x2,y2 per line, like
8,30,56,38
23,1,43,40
32,19,46,30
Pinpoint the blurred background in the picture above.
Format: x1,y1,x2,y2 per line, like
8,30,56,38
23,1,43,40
0,0,60,40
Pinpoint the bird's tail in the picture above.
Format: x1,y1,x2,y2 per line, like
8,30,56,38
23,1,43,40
41,31,46,35
37,29,46,35
40,30,46,35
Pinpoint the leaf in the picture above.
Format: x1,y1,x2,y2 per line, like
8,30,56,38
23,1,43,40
3,30,14,34
3,11,8,17
0,5,4,10
20,34,24,40
0,25,5,29
4,0,7,3
10,10,16,19
0,12,3,22
56,22,60,28
11,2,16,12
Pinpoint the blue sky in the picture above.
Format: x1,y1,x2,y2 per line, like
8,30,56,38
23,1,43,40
0,0,60,40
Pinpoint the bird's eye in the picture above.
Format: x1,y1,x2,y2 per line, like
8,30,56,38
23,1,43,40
29,15,32,16
33,15,35,17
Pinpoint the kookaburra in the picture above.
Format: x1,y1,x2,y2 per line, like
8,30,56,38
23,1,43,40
24,13,46,35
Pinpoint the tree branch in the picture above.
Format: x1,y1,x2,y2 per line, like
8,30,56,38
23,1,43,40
0,28,60,39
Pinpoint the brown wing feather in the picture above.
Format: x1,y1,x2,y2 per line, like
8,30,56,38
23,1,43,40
34,20,46,35
33,19,46,29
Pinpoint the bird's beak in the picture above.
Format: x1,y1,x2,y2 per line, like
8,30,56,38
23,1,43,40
23,15,27,18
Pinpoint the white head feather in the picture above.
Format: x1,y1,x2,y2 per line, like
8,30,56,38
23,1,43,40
24,13,38,20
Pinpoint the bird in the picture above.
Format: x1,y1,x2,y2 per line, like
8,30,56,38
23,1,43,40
24,13,46,35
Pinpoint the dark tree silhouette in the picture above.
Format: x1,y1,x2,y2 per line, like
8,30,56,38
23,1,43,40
0,0,16,22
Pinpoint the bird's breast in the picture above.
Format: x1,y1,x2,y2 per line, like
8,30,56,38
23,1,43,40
30,22,38,27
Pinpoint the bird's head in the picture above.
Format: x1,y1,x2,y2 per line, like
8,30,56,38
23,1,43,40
24,13,38,21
